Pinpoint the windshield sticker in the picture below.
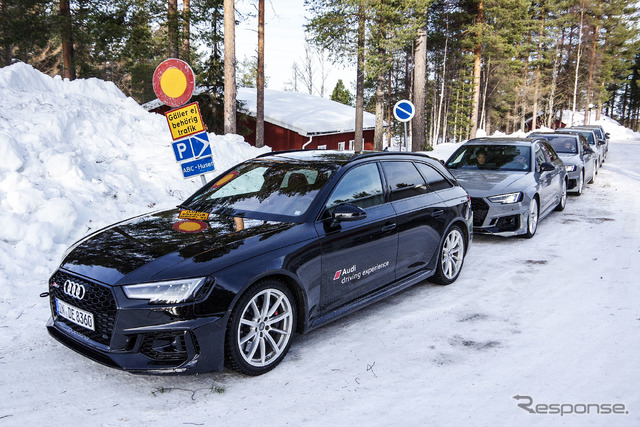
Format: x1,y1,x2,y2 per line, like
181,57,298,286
211,171,239,189
172,220,208,233
178,210,210,221
333,261,390,284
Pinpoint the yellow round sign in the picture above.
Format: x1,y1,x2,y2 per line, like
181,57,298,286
153,59,196,107
160,67,188,98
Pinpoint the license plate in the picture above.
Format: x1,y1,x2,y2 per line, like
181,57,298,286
56,298,95,331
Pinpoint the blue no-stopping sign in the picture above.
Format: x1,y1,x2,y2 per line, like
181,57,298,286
393,100,415,122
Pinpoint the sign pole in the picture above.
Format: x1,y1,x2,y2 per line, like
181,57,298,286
393,100,415,152
403,122,408,152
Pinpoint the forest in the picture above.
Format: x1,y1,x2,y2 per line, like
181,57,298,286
1,0,639,150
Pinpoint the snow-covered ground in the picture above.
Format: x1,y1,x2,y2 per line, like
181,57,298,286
1,63,639,426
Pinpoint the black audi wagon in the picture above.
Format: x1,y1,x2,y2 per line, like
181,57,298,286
46,150,473,375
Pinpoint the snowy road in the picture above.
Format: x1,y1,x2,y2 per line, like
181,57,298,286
0,138,637,426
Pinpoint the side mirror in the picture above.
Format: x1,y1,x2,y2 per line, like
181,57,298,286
605,133,610,138
333,204,367,222
584,147,595,154
540,162,555,172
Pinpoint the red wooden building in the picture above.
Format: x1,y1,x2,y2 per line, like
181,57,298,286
144,88,379,151
237,88,377,151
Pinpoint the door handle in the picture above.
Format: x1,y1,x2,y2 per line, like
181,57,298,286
382,223,396,232
431,210,444,217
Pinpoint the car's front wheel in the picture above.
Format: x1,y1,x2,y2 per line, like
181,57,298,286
431,225,466,285
226,280,296,375
523,197,539,239
576,170,584,194
555,179,567,211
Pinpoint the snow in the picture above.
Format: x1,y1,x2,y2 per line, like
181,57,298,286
237,87,377,136
1,63,640,425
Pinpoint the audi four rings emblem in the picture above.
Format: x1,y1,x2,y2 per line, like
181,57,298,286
63,280,86,300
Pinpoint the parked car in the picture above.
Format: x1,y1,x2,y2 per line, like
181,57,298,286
559,128,604,168
574,124,609,160
528,131,596,195
46,150,473,375
445,137,567,238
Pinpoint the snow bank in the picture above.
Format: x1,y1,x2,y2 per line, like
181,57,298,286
0,63,269,290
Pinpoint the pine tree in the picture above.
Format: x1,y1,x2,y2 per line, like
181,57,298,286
331,79,353,105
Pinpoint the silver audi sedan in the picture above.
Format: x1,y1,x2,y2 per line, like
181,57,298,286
445,137,568,238
528,131,597,195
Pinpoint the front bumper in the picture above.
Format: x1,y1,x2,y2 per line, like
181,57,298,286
47,270,228,374
470,197,528,236
565,169,581,192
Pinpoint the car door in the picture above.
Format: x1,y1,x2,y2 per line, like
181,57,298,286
579,135,595,181
535,143,556,212
314,162,398,312
380,160,448,279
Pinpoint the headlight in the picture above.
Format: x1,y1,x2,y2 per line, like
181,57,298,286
123,277,207,304
565,165,577,172
488,192,522,204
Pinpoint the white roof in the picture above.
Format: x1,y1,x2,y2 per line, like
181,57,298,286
237,87,377,136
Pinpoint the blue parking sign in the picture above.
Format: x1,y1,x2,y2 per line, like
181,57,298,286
181,156,215,178
171,131,212,162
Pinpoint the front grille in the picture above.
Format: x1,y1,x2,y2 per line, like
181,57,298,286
470,197,489,227
49,271,117,346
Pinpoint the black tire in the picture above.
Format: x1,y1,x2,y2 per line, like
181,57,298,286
555,179,567,211
431,225,466,285
576,170,584,195
523,197,539,239
225,279,296,375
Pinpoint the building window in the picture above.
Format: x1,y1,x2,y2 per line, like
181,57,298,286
318,145,327,150
349,140,354,150
338,141,346,150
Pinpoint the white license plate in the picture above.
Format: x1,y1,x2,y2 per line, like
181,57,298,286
56,298,95,331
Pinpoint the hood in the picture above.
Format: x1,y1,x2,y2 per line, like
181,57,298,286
449,169,531,197
61,208,297,285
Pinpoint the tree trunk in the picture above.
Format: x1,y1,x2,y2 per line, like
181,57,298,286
256,0,265,147
223,0,236,134
412,25,427,150
434,25,448,146
60,0,75,80
182,0,190,60
354,2,365,151
470,0,484,139
168,0,179,58
584,3,600,125
532,8,545,131
571,3,585,127
1,0,10,66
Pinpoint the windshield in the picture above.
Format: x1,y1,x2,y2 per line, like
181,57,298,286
183,160,338,221
446,145,531,172
534,135,577,154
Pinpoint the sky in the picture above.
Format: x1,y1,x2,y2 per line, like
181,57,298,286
235,0,356,96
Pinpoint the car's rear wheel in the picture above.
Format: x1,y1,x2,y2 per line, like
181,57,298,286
226,280,296,375
555,179,567,211
431,225,465,285
523,197,539,239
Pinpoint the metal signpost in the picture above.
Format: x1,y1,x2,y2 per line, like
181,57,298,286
153,58,213,185
393,100,415,151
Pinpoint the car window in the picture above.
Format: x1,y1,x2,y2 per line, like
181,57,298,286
415,162,453,191
381,161,429,202
446,144,531,172
539,135,578,154
185,160,337,220
541,142,559,161
324,163,384,213
535,145,547,169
